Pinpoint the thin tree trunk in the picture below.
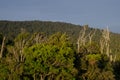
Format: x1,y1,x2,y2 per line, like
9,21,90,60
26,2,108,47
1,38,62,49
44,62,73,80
34,73,36,80
77,26,87,53
0,36,5,58
40,75,44,80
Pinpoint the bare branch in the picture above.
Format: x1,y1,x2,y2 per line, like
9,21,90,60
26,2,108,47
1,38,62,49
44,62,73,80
88,29,96,44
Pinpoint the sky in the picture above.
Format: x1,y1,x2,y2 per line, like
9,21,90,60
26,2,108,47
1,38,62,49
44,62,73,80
0,0,120,33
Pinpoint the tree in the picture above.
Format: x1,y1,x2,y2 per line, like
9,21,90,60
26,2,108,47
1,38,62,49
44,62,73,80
77,25,87,53
100,27,110,56
23,33,77,80
5,31,30,79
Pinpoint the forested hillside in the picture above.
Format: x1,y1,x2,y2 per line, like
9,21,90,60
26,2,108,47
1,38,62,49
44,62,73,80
0,20,120,79
0,21,81,39
0,21,120,56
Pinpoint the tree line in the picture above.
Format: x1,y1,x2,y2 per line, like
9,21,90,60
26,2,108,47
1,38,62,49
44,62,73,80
0,21,120,56
0,26,120,80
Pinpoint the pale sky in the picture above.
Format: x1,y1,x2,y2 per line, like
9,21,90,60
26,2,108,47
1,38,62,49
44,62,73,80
0,0,120,33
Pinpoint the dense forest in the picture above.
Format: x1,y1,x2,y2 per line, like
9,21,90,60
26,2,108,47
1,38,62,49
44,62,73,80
0,21,120,80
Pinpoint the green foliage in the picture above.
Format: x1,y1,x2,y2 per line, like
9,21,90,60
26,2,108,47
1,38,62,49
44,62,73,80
86,54,101,65
78,53,115,80
0,23,119,79
0,61,9,80
23,33,77,80
0,20,120,57
74,41,115,80
86,42,100,54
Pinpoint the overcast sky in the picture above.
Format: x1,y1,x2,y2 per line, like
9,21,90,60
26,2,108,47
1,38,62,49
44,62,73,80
0,0,120,33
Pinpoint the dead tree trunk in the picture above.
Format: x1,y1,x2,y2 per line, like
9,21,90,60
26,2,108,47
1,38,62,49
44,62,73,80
77,26,87,53
100,39,105,54
104,27,110,57
0,36,6,58
88,29,96,44
100,27,110,57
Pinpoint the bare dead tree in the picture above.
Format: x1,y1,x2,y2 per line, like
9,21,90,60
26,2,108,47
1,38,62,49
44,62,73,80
34,32,46,44
104,27,110,57
110,55,113,62
113,55,116,62
100,38,105,54
7,29,30,62
110,54,117,62
77,25,87,53
100,27,110,57
88,29,96,44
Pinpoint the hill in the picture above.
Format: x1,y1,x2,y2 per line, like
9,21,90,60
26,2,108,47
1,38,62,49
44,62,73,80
0,20,120,56
0,21,81,40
